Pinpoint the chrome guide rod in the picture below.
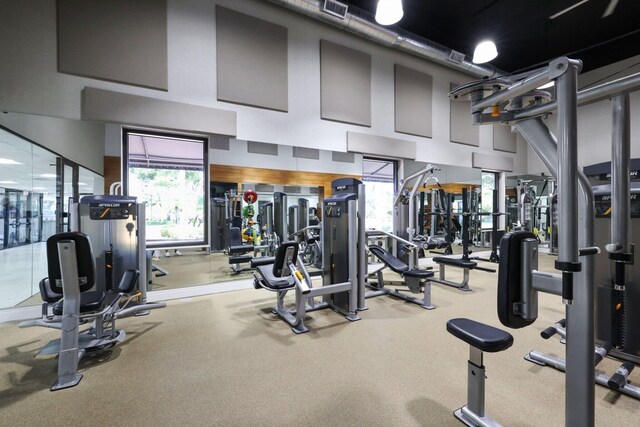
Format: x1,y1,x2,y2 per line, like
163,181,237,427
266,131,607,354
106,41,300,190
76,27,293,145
610,94,631,253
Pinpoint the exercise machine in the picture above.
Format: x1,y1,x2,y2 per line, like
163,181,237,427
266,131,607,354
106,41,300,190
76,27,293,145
20,195,166,390
431,188,495,291
253,178,364,333
447,57,640,427
365,228,436,309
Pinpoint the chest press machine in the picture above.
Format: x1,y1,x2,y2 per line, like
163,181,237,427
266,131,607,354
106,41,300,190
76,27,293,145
444,57,640,427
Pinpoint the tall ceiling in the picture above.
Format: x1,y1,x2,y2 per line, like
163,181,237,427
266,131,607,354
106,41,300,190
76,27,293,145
346,0,640,74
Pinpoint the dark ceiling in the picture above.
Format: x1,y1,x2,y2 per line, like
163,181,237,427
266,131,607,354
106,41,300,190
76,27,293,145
346,0,640,74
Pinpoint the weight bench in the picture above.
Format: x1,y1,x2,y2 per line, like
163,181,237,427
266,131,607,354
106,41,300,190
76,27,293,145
228,244,256,273
447,318,514,427
431,256,495,291
368,245,436,309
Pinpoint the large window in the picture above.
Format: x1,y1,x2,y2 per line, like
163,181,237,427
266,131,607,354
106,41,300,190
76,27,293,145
362,157,396,232
481,171,498,229
123,129,208,249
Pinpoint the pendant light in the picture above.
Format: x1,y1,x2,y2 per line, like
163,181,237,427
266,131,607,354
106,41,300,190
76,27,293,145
375,0,403,26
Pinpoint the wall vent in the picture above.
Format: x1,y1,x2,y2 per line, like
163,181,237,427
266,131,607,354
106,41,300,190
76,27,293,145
448,50,466,64
323,0,348,19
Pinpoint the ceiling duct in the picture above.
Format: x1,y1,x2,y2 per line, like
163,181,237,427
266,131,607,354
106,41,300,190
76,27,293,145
266,0,500,78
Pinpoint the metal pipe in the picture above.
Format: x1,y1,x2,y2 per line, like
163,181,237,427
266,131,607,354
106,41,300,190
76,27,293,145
515,116,596,427
514,71,640,120
357,183,367,310
393,164,435,206
366,228,417,248
472,68,550,112
266,0,498,78
556,66,579,274
348,199,357,316
610,94,631,253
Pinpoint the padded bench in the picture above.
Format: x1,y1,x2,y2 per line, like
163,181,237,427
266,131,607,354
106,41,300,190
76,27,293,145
447,318,513,427
368,245,436,309
431,256,495,292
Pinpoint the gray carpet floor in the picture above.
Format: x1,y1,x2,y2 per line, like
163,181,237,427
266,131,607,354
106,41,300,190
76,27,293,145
1,255,638,426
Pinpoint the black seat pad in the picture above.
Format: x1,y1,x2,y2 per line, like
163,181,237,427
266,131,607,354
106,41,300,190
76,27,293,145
229,255,252,264
403,268,434,279
52,291,106,316
256,265,295,290
433,257,478,269
228,245,254,255
447,318,514,353
250,257,275,268
368,245,409,274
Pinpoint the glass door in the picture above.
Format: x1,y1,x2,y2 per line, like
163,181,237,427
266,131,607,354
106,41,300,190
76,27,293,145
56,158,78,233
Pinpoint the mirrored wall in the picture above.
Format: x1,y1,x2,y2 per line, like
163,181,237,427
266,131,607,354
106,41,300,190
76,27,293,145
0,125,103,309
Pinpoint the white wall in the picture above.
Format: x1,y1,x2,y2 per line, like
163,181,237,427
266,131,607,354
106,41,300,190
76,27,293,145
210,139,363,175
0,113,105,174
0,0,527,175
526,56,640,175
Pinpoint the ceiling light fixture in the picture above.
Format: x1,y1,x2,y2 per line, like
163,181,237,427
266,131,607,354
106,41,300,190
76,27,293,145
472,40,498,64
549,0,589,20
0,180,17,184
41,173,57,178
375,0,403,26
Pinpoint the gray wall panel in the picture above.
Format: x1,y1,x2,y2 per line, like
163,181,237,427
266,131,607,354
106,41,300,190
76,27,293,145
395,65,433,137
450,83,479,146
247,141,278,156
320,40,371,126
210,136,230,151
216,6,288,112
82,87,236,136
472,152,514,172
57,0,168,90
293,147,320,160
347,131,415,159
493,124,517,153
332,151,355,163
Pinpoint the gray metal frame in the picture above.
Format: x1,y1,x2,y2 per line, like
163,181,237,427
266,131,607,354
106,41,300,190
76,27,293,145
448,57,640,427
364,228,435,310
454,346,502,427
255,199,362,334
393,164,438,270
431,263,472,292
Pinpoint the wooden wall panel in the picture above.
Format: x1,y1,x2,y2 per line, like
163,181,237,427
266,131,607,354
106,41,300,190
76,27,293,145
210,164,361,197
422,183,479,194
103,155,121,194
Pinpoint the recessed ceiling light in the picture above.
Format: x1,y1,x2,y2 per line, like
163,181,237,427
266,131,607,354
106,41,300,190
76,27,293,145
0,180,17,184
78,182,87,185
32,186,47,190
41,173,57,178
0,157,22,165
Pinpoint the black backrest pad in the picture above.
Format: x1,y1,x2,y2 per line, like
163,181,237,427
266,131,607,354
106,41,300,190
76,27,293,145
46,232,95,294
497,231,537,329
368,245,409,274
273,241,298,277
118,269,140,294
